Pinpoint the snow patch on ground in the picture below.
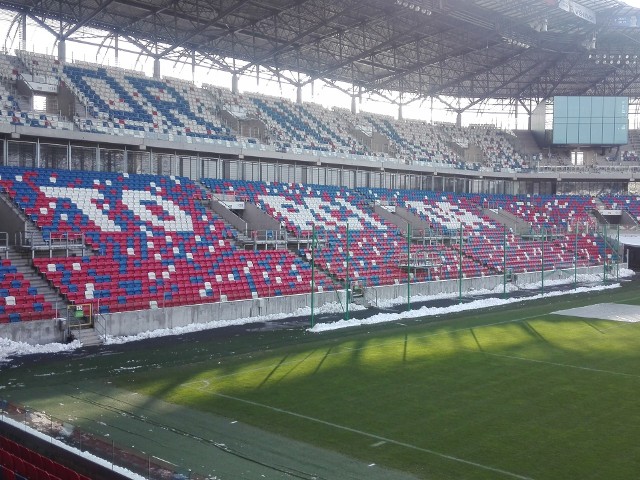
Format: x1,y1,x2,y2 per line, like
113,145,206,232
0,337,81,364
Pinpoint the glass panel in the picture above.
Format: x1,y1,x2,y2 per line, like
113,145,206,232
40,143,68,169
70,146,97,171
7,141,36,168
100,148,124,172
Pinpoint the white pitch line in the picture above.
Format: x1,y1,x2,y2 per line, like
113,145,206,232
466,349,640,379
199,388,534,480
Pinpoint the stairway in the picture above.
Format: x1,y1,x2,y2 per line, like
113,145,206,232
6,248,67,316
0,191,50,249
483,207,532,235
73,327,103,347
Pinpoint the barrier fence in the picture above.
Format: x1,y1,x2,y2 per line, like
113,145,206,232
0,399,213,480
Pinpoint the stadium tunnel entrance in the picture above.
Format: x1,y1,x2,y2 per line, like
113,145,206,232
626,245,640,270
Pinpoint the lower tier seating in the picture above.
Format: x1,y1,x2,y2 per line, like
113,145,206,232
0,167,336,316
0,434,91,480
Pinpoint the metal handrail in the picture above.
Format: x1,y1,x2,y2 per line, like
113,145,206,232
93,309,107,340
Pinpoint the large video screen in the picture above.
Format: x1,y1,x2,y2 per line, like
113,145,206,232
552,96,628,145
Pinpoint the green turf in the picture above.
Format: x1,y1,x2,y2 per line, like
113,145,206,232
4,282,640,479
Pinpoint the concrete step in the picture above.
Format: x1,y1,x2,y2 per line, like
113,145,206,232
73,327,103,347
6,248,69,310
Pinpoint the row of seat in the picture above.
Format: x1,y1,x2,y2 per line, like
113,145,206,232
0,435,91,480
1,167,336,316
0,167,625,321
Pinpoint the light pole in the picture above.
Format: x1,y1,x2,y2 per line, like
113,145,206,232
310,225,316,328
407,223,411,312
541,227,545,296
503,226,507,298
574,221,578,289
603,222,608,284
617,223,620,281
345,222,350,321
458,223,463,303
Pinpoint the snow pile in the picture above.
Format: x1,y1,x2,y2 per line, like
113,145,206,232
0,337,81,364
309,283,621,332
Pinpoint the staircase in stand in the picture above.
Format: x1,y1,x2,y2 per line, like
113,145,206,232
5,247,67,317
72,326,103,347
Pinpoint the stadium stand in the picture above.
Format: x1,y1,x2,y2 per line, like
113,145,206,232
202,179,494,284
465,125,528,171
15,50,234,140
0,52,624,324
363,115,463,168
63,64,233,140
486,194,597,228
359,188,610,276
0,167,336,315
0,160,621,322
601,194,640,223
1,51,638,176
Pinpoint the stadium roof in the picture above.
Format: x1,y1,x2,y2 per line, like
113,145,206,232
2,0,640,103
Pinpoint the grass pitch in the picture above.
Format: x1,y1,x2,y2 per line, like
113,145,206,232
3,281,640,479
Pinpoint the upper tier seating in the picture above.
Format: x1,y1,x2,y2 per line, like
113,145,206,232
465,126,528,171
62,64,234,140
15,51,233,140
12,52,546,171
0,167,335,314
0,52,71,130
248,93,369,155
0,54,20,81
363,114,463,168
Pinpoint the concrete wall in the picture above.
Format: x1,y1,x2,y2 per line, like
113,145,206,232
374,205,409,231
242,203,282,231
395,206,432,231
0,195,28,245
371,132,390,154
374,206,431,232
363,264,614,305
0,317,65,345
210,201,248,233
101,290,340,337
